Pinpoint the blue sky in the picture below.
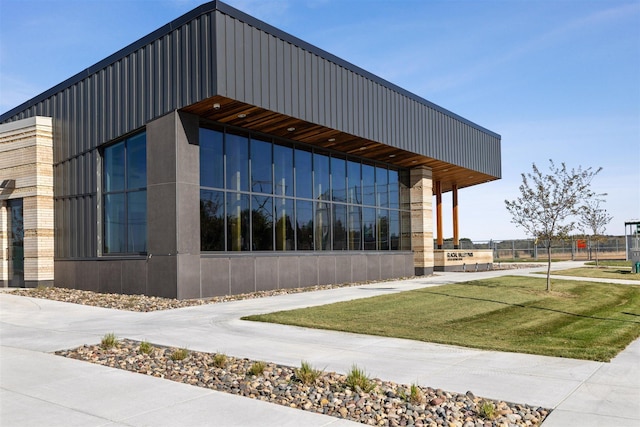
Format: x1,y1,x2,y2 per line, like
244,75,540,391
1,0,638,241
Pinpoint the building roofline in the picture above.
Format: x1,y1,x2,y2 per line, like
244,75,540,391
0,1,500,139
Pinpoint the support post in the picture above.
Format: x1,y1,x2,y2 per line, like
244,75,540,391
409,167,434,276
452,183,459,249
436,180,443,249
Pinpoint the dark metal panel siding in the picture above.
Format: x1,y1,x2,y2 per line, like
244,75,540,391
213,10,499,177
3,11,218,259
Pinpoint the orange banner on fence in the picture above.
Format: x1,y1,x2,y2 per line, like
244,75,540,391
577,239,587,249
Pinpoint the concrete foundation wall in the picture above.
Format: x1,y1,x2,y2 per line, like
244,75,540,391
54,252,414,298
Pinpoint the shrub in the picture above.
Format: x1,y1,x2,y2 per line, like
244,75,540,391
345,364,374,393
294,360,322,385
100,333,118,349
139,341,154,354
213,353,227,368
248,361,266,376
170,347,189,361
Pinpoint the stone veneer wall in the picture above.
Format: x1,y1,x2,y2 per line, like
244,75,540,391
410,167,434,275
0,117,54,287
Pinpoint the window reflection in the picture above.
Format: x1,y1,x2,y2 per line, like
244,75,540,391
226,133,249,192
200,190,225,251
314,152,330,201
332,204,347,250
274,144,293,197
296,200,313,250
362,164,375,206
363,207,376,250
251,138,272,194
103,132,147,254
198,127,411,253
348,205,362,250
252,195,273,250
200,128,224,189
331,156,346,202
315,201,330,250
275,197,294,250
227,192,249,251
295,148,312,199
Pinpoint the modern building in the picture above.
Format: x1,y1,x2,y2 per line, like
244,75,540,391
0,1,501,298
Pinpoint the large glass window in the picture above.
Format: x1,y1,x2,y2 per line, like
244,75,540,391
199,127,410,253
103,132,146,254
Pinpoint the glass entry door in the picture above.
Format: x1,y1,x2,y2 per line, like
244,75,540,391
7,199,24,287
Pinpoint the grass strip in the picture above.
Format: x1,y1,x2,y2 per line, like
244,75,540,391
243,276,640,362
542,267,639,281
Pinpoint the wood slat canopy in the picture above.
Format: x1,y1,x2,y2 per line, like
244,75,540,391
182,95,497,193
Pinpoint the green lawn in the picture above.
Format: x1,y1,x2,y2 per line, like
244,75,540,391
243,276,640,361
585,260,633,268
547,267,639,281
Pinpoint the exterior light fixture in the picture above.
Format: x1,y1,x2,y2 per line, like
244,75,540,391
237,113,247,118
0,179,16,189
389,154,396,158
287,127,295,132
212,103,221,110
359,146,367,150
328,138,336,142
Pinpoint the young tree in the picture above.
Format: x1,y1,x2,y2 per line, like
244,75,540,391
578,197,612,267
504,160,602,291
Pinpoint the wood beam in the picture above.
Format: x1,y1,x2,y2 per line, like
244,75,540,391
452,183,459,249
436,180,443,249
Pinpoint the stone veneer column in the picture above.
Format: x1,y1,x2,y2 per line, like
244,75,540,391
145,111,201,299
0,117,54,287
410,166,434,276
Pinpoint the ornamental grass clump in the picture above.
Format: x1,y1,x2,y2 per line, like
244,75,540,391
170,347,189,361
409,383,424,404
138,341,154,354
213,352,227,368
294,360,322,385
478,400,496,420
248,361,266,376
100,333,118,350
345,364,374,393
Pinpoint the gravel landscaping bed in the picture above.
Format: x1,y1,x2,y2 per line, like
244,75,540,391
56,339,550,426
10,280,399,312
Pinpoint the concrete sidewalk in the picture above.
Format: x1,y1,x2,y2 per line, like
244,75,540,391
1,262,639,426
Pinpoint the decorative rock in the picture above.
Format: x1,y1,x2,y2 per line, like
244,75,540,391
37,293,551,427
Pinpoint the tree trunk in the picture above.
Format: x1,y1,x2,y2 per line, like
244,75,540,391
546,244,552,292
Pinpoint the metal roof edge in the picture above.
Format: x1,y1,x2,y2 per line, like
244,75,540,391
0,0,502,140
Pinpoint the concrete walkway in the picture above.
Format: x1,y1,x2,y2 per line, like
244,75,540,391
1,261,639,426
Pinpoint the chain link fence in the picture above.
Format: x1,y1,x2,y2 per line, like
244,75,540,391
437,236,627,261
